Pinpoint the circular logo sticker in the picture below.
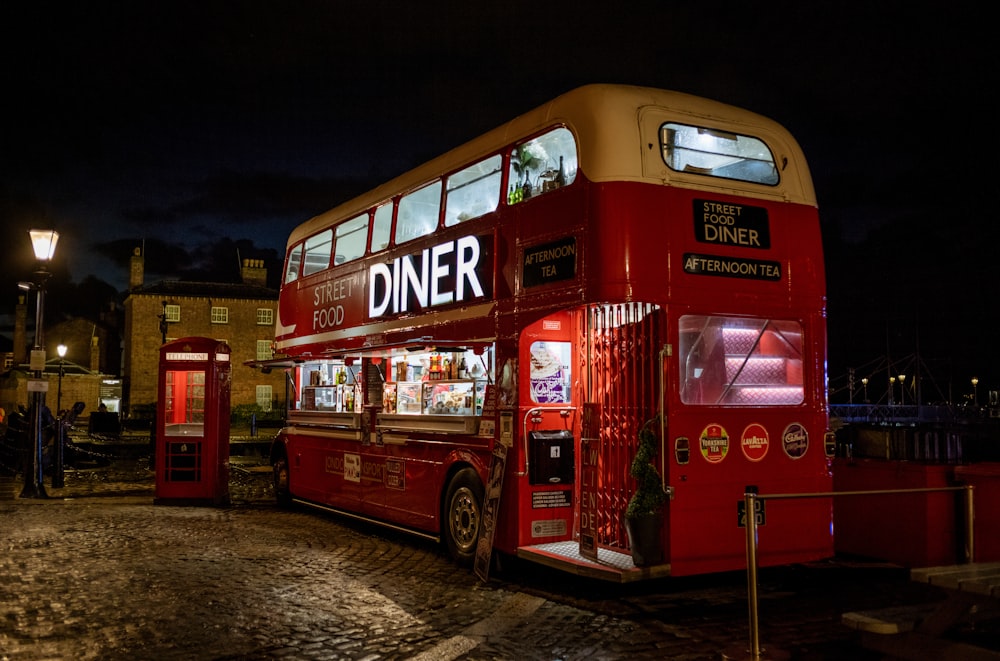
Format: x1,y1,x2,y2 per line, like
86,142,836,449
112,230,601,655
700,423,729,464
782,422,809,459
741,423,769,462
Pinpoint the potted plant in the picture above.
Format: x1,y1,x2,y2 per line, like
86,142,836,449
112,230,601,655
625,416,668,567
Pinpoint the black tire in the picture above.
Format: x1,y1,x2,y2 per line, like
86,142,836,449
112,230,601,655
273,447,292,508
443,467,484,566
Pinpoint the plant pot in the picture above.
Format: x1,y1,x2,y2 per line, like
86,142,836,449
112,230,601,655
625,512,663,567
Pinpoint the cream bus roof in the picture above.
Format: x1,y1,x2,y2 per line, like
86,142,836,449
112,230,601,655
289,84,816,246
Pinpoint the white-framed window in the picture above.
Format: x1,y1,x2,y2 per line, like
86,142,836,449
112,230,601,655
256,385,273,411
445,154,502,227
678,315,804,406
165,304,181,323
508,127,577,204
303,229,333,277
371,202,393,252
256,308,274,326
335,213,368,264
395,181,442,244
256,340,272,361
660,123,778,185
211,306,229,324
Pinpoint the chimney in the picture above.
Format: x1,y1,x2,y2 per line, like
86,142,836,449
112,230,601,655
241,258,268,287
90,336,100,373
129,246,144,290
13,294,27,366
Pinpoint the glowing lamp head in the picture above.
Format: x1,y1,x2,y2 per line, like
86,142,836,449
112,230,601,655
28,229,59,262
57,344,68,359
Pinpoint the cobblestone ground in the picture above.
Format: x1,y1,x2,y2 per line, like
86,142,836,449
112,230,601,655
0,457,972,660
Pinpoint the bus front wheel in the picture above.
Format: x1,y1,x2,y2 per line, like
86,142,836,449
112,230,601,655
443,468,484,566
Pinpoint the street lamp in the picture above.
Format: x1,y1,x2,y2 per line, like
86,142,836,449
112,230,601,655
972,377,979,407
861,377,869,403
889,376,896,406
56,344,67,414
54,343,67,489
21,229,59,499
898,374,906,406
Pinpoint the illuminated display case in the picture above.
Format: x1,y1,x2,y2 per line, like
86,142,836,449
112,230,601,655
396,382,423,414
422,380,484,416
302,384,360,413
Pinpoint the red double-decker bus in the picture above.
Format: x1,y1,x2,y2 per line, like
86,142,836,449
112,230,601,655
252,84,833,581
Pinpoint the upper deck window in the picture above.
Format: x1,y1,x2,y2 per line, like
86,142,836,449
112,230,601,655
284,244,303,283
508,127,577,204
396,181,442,244
661,123,778,186
302,230,333,277
445,154,502,227
335,213,368,264
371,203,392,252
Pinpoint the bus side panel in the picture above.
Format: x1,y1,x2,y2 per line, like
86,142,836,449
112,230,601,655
376,437,492,534
283,431,363,511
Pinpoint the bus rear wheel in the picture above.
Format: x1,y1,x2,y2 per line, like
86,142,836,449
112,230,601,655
443,468,484,566
273,449,292,508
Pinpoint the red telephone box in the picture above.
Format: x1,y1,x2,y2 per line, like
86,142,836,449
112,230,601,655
154,337,231,505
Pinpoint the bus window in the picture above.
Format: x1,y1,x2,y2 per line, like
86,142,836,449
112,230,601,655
661,123,779,185
302,230,333,277
335,213,368,264
678,315,803,406
528,341,571,404
284,243,303,284
371,202,392,252
445,154,502,227
395,181,442,244
508,127,577,204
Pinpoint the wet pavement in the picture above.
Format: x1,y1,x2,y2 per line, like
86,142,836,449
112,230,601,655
0,455,993,660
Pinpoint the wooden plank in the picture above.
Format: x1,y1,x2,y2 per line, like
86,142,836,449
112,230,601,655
859,630,1000,661
842,604,937,634
912,562,1000,589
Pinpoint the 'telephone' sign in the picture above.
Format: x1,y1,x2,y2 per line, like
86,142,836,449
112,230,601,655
368,235,492,318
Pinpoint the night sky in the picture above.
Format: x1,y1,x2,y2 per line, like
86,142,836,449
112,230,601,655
1,2,994,400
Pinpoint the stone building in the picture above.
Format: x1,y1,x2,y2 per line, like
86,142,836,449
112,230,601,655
0,296,114,420
121,249,285,417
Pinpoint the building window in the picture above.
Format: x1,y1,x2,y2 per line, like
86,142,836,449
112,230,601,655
211,306,229,324
165,304,181,323
256,308,274,326
256,340,272,361
256,385,273,411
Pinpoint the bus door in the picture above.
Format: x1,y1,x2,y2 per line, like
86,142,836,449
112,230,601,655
583,303,664,559
514,312,578,548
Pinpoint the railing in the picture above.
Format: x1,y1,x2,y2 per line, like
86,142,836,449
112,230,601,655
736,485,975,661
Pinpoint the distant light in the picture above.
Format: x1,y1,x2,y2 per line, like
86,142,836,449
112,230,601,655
57,344,68,358
28,229,59,262
17,281,32,291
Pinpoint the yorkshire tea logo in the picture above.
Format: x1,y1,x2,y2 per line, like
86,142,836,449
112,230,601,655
700,423,729,464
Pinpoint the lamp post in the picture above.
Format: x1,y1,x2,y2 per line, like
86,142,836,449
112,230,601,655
972,377,979,407
861,377,869,403
898,374,906,406
889,376,896,406
53,344,68,489
56,344,67,414
20,229,59,499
